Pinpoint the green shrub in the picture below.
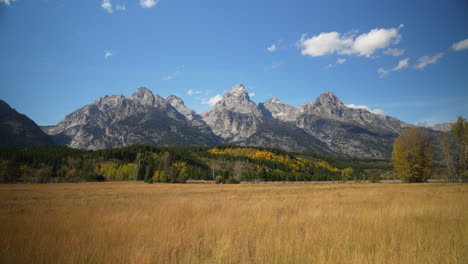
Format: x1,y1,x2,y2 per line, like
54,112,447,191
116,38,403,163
369,174,380,183
215,176,224,184
225,176,240,184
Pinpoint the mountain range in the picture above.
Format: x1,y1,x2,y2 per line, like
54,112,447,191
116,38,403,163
1,84,444,159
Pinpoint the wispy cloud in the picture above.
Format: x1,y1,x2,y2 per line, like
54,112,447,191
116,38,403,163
187,89,201,96
378,67,389,78
298,25,404,58
326,58,346,69
267,44,277,52
378,58,409,77
140,0,159,8
0,0,16,6
384,48,405,56
249,92,256,97
451,38,468,51
101,0,113,13
202,94,223,106
346,104,385,115
115,4,126,11
392,58,409,71
336,58,346,64
415,53,444,69
104,50,112,58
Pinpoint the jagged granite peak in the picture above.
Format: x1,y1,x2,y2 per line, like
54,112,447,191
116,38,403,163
299,92,407,133
166,95,200,121
213,84,262,116
46,87,219,150
130,87,156,106
300,91,345,114
258,97,300,122
316,91,343,105
293,91,410,158
201,84,263,141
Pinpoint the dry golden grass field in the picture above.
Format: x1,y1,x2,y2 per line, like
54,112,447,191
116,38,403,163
0,182,467,264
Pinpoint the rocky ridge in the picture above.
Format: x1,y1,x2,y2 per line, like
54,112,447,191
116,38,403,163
46,87,220,150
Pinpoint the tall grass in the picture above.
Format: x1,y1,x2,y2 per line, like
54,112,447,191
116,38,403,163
0,182,467,263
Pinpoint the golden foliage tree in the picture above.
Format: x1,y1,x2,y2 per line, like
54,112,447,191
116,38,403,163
452,117,467,180
439,131,457,181
392,127,433,182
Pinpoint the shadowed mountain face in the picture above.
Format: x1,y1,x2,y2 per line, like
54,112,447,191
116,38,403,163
38,84,415,158
0,100,53,148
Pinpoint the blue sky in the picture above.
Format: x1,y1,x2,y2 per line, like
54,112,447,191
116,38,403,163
0,0,467,126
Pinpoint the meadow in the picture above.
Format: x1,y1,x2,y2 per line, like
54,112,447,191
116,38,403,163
0,182,467,263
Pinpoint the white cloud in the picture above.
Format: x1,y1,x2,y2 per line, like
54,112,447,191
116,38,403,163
384,48,405,56
0,0,16,6
392,58,409,71
202,94,222,106
298,32,353,57
115,4,126,11
101,0,113,13
336,58,346,64
378,57,409,77
140,0,159,8
267,44,277,52
161,75,173,81
187,89,201,96
104,50,112,58
415,53,444,69
352,25,403,57
249,92,256,97
298,25,404,58
346,104,385,115
378,67,389,78
452,38,468,51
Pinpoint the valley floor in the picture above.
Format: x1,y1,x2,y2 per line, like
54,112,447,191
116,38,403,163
0,182,467,263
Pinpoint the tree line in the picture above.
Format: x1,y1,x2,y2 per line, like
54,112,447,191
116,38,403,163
1,117,466,184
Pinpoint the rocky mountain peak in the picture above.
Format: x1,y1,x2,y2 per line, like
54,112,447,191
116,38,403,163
300,92,345,114
220,84,251,104
265,96,282,104
259,96,299,122
130,87,156,106
314,92,344,108
227,84,247,94
166,95,184,105
213,84,261,116
201,84,263,141
166,95,200,121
